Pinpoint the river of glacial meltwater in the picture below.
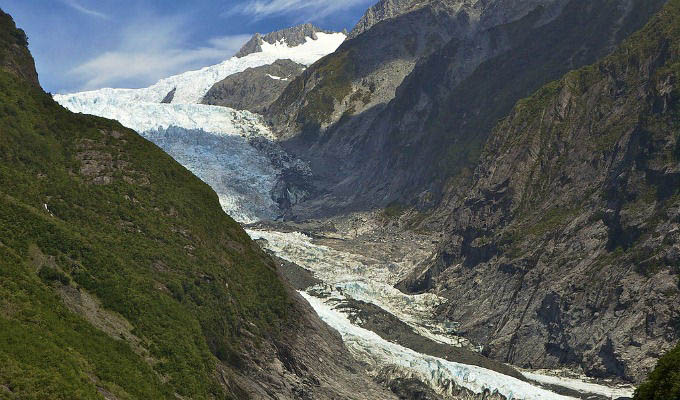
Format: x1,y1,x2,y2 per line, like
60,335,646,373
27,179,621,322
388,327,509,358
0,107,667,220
245,229,636,400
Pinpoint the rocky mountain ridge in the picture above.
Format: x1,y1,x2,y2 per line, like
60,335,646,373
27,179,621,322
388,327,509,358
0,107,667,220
235,23,340,58
266,0,665,219
348,0,419,39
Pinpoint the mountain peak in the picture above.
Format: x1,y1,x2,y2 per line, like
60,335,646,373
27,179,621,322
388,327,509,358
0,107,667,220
235,23,338,58
349,0,420,39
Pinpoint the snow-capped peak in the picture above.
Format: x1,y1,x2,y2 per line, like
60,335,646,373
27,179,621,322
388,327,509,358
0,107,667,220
55,30,345,106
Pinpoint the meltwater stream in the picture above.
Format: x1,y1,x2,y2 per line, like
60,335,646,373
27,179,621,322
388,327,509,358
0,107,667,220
245,229,635,400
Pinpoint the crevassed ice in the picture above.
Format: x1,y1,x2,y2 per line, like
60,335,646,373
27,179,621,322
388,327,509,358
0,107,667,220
55,99,273,139
146,128,280,224
54,32,346,105
53,33,346,223
301,293,577,400
53,99,282,224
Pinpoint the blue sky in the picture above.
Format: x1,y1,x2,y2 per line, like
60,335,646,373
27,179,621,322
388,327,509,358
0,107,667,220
2,0,373,93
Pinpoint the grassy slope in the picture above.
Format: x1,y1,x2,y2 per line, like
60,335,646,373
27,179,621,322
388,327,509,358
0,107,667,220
0,10,290,399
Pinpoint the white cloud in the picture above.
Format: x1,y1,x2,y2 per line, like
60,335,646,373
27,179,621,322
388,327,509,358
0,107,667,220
231,0,373,20
71,16,251,90
61,0,110,20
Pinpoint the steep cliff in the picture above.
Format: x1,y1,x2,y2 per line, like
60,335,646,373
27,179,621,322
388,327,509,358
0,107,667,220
400,0,680,382
0,9,393,400
268,0,472,141
348,0,417,39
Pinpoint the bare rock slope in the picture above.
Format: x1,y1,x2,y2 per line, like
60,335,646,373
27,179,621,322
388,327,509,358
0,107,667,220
202,59,305,114
400,0,680,383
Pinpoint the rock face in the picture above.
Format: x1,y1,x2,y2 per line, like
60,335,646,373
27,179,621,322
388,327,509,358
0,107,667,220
267,0,665,218
399,0,680,383
235,23,336,58
268,0,478,139
160,87,175,103
202,59,305,114
348,0,419,39
267,0,487,215
0,10,38,86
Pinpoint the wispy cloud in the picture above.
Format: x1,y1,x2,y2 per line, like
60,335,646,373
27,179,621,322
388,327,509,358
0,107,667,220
71,16,251,90
230,0,373,21
61,0,110,20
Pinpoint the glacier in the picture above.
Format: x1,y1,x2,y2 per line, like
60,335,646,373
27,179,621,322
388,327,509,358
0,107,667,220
52,27,631,399
250,228,638,399
55,99,273,139
146,127,281,223
246,229,470,347
55,97,283,223
54,32,345,223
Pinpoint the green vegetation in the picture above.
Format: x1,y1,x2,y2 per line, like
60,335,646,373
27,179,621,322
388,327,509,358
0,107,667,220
382,202,407,219
634,344,680,400
524,207,579,238
298,49,355,128
0,9,291,399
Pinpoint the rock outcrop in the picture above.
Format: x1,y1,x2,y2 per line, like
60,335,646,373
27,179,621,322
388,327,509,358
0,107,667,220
0,10,38,86
348,0,419,39
202,59,305,114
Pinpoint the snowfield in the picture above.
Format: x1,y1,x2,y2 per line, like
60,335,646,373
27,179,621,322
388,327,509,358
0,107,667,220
54,32,345,105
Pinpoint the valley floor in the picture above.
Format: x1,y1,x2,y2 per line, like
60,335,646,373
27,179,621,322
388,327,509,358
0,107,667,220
245,213,637,400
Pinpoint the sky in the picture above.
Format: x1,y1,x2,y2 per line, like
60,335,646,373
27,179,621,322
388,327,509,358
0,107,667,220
1,0,374,93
